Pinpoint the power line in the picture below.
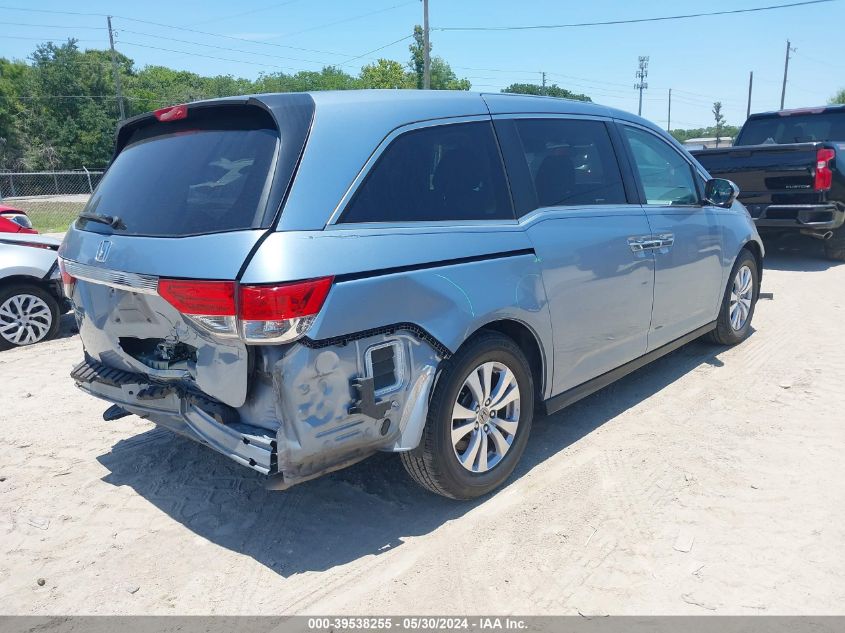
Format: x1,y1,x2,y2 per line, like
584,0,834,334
0,5,104,17
0,20,106,29
1,35,102,42
792,49,845,71
187,0,301,27
279,1,416,39
118,40,287,70
111,15,347,58
343,34,413,64
0,4,384,61
435,0,835,31
118,28,332,67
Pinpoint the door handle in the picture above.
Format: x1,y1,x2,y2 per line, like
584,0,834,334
628,233,675,252
627,236,659,252
654,233,675,248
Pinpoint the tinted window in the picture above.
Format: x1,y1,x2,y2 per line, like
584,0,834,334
340,122,512,223
80,107,280,237
737,112,845,145
507,119,626,211
623,126,699,205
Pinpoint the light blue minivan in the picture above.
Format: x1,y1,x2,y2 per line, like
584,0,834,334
60,90,763,499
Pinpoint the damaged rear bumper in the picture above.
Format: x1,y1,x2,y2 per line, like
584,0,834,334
71,326,441,488
72,358,278,474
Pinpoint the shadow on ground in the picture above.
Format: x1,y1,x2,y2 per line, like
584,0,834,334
97,338,730,577
761,233,843,272
56,313,78,341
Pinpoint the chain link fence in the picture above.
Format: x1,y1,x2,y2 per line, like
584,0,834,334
0,170,105,234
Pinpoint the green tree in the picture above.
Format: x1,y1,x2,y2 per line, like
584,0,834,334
712,101,726,147
360,59,412,89
831,88,845,104
22,40,123,168
0,58,31,169
408,25,471,90
501,82,592,102
669,125,741,143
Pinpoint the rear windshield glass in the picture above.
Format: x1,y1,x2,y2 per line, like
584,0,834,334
79,107,279,237
737,111,845,145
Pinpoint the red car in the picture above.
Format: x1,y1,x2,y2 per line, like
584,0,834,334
0,205,38,234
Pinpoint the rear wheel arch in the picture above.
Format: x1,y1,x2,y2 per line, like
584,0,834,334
466,319,547,401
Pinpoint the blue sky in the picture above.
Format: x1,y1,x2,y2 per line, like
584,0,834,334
2,0,843,130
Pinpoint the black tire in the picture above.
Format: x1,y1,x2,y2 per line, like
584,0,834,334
706,249,759,346
823,226,845,262
400,331,535,500
0,284,60,351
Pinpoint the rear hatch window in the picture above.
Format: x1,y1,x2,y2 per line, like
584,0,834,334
79,105,284,237
737,111,845,145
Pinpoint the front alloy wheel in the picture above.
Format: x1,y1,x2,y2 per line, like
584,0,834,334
729,265,754,331
707,248,759,346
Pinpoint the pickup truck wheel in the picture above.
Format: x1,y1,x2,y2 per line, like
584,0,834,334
823,227,845,261
707,249,759,346
400,332,534,500
0,284,60,350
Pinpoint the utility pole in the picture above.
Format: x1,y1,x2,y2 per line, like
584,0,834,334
541,71,546,95
747,71,754,119
422,0,430,90
635,56,649,116
107,16,126,120
780,39,794,110
667,88,672,132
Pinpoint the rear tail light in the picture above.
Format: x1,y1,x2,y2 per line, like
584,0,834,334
157,276,333,344
239,277,333,342
57,258,75,297
815,148,835,191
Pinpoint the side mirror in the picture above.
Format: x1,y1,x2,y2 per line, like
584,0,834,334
704,178,739,208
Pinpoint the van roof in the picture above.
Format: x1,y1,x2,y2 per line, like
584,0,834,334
186,89,650,127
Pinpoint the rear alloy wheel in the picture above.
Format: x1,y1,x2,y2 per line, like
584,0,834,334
401,332,534,499
451,361,522,473
0,285,60,350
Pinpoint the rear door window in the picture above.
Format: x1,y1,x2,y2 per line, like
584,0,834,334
80,107,280,237
339,121,513,223
496,118,627,215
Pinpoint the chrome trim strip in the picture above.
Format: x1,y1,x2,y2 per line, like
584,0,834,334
60,258,159,295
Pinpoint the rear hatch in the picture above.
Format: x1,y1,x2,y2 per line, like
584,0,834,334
60,95,314,408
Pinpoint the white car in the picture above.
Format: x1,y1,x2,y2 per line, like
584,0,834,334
0,233,69,349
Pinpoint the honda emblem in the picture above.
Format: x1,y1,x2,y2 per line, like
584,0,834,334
95,240,111,263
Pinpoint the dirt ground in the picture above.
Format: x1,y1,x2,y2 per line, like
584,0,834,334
1,235,844,616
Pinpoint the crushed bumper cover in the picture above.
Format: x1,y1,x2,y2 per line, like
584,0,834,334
71,358,277,474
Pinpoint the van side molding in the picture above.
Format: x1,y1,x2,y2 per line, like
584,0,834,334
545,321,717,415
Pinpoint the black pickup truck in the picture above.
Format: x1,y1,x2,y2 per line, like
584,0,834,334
692,105,845,261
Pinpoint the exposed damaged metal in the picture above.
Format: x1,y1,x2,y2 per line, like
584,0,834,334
302,322,452,359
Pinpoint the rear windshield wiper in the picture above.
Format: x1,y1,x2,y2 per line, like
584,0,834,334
78,211,126,230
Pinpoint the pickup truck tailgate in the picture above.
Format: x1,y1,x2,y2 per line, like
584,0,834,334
693,143,823,206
